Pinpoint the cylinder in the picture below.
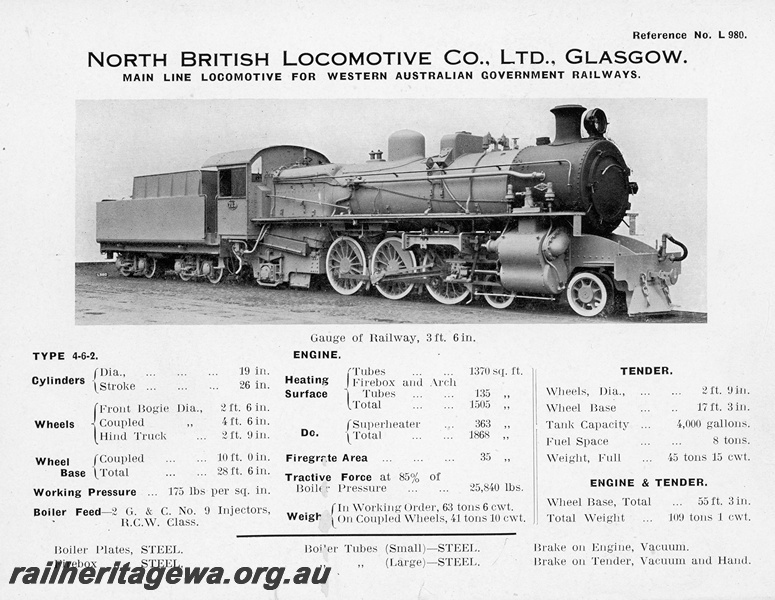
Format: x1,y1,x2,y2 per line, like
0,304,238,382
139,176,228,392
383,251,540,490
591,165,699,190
494,222,569,295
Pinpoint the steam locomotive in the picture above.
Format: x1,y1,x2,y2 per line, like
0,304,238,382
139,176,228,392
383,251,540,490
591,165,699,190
96,104,687,317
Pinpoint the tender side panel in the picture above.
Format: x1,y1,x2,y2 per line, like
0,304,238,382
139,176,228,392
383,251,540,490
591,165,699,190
96,196,206,242
133,171,201,199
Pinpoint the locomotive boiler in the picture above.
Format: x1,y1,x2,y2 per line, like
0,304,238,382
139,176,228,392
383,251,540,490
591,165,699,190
96,104,687,317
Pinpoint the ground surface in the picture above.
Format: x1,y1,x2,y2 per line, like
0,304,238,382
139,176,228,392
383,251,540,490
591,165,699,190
75,263,707,326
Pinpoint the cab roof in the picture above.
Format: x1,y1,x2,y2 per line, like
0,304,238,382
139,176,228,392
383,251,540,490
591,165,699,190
202,145,326,169
201,148,263,168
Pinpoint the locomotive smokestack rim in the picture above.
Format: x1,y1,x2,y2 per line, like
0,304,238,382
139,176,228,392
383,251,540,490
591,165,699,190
550,104,586,145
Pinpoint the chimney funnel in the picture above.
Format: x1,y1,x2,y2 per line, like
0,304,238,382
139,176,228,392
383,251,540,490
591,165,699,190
551,104,586,145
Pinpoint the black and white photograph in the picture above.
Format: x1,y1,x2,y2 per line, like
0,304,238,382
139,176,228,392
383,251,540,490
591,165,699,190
76,99,706,324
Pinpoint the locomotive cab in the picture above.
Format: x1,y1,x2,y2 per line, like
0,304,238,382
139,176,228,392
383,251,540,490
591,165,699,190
203,148,264,240
202,145,330,239
98,104,687,317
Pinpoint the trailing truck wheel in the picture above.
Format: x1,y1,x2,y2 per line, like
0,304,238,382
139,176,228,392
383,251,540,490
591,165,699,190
371,237,416,300
566,271,612,317
483,275,516,310
207,267,224,284
326,236,368,296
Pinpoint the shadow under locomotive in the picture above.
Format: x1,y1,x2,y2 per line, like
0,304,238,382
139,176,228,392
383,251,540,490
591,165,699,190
96,104,688,318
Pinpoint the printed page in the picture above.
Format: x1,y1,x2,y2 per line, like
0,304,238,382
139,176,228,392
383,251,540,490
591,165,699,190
1,2,773,599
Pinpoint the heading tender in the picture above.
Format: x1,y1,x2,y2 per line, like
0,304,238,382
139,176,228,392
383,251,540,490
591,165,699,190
96,104,687,317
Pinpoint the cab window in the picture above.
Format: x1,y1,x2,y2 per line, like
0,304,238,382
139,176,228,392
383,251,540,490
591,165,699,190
251,157,263,182
218,167,246,197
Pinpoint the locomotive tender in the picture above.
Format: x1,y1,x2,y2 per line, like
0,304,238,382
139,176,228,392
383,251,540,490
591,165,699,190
96,104,687,317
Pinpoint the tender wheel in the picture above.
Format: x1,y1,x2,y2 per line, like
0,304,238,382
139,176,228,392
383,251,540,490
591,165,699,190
566,271,612,317
178,269,194,282
483,275,515,309
143,257,158,279
370,237,417,300
116,255,134,277
326,236,368,295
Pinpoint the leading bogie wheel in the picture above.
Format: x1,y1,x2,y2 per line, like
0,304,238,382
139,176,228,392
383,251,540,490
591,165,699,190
326,236,368,295
566,271,612,317
370,237,417,300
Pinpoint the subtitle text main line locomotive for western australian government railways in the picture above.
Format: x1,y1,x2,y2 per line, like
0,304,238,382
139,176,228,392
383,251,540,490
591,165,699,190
96,104,688,317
